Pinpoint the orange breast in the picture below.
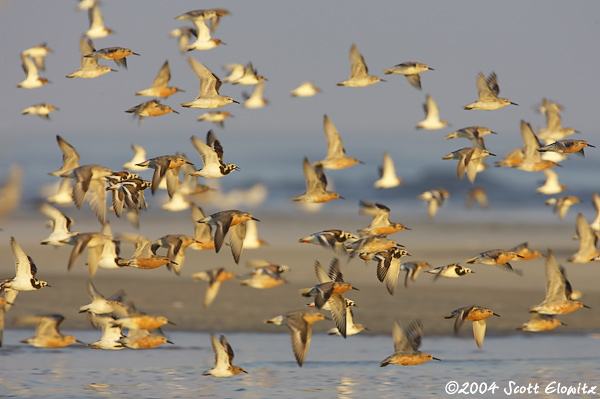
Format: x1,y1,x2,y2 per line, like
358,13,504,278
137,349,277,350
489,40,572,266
134,257,170,269
256,277,285,289
216,270,236,283
535,319,562,331
189,241,215,251
331,282,353,296
129,336,167,349
464,310,493,321
132,316,167,330
370,226,403,236
515,249,541,260
495,253,516,264
144,106,171,117
528,161,557,172
105,49,132,59
154,87,179,98
44,337,75,348
315,193,340,203
326,159,360,169
302,313,325,324
556,302,584,315
167,159,187,169
500,158,524,167
563,143,586,154
389,354,432,366
230,214,252,225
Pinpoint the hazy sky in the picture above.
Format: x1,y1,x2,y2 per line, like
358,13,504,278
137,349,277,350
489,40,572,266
0,1,599,208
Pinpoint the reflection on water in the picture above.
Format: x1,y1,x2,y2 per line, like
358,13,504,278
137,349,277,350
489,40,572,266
336,376,358,398
1,331,599,398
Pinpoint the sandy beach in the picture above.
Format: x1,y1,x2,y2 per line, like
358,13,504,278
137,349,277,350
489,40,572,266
1,209,598,337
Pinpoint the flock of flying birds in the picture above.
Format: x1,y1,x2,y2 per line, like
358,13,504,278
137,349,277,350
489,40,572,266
2,1,600,376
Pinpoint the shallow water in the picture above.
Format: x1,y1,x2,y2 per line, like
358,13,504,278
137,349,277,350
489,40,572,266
1,331,599,398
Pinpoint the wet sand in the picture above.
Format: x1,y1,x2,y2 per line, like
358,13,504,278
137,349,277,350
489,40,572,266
1,210,598,336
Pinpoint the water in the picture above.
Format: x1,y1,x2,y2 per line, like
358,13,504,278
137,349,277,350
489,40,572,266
1,331,599,398
11,125,600,227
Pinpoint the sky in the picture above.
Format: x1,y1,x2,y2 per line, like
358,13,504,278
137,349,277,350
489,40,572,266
0,0,599,215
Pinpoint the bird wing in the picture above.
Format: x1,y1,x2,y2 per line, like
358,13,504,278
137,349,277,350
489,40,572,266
286,313,310,367
38,315,64,338
86,178,107,225
476,72,495,100
190,135,219,167
486,72,500,96
188,57,220,96
327,295,348,338
220,335,235,364
383,254,401,295
576,213,597,255
86,279,103,301
213,214,233,253
405,319,424,351
520,120,543,162
79,37,99,67
453,306,473,336
391,321,413,354
53,135,80,176
165,167,180,198
67,234,93,270
39,202,71,235
425,95,440,120
209,333,229,368
11,237,34,279
228,223,246,264
206,130,225,163
87,246,102,277
472,319,487,348
301,157,321,192
21,53,38,79
380,152,397,179
323,115,346,158
314,260,331,284
544,249,567,302
405,74,422,90
88,3,105,31
192,205,213,242
327,257,344,282
151,60,171,88
348,44,368,78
